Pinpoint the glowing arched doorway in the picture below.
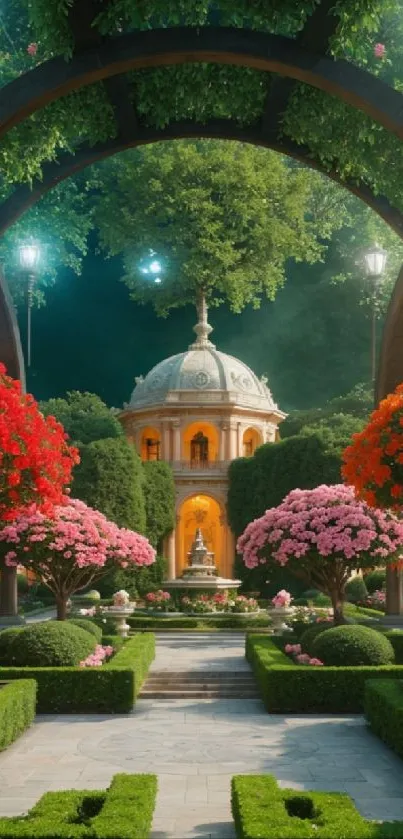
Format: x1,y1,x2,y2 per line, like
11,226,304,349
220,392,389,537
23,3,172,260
243,427,263,457
176,494,223,576
139,425,161,461
183,421,219,465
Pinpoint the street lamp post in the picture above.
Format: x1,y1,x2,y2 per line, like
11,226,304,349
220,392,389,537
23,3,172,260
363,244,388,385
19,243,40,368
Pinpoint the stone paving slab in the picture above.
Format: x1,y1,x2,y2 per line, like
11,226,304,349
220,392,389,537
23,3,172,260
0,634,402,837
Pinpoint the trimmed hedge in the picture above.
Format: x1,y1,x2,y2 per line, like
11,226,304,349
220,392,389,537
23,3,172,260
68,619,103,642
300,622,332,655
0,679,36,751
0,773,157,838
12,623,96,668
385,630,403,664
128,615,269,630
231,774,401,838
364,679,403,760
0,628,22,665
0,634,155,713
312,625,395,666
246,635,403,713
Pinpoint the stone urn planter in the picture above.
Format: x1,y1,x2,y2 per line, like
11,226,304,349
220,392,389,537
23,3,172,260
104,590,135,638
106,606,135,638
267,606,294,634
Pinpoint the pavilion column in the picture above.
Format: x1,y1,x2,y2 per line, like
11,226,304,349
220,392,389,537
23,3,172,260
229,423,238,460
237,423,243,457
165,529,176,580
162,420,171,461
219,423,227,461
383,567,403,623
172,420,181,462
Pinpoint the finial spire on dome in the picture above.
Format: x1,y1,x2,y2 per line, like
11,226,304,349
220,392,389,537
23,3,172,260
189,291,215,349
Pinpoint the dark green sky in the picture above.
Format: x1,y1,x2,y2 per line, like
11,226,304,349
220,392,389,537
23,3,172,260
19,245,372,412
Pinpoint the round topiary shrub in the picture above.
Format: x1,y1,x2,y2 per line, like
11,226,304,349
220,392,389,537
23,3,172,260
364,569,386,594
312,625,395,666
345,576,368,603
67,619,102,642
0,627,23,665
11,622,96,667
300,622,334,655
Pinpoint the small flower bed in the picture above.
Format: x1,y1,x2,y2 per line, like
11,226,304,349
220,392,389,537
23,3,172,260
79,644,115,667
284,643,323,666
180,593,258,614
357,590,386,612
145,590,171,610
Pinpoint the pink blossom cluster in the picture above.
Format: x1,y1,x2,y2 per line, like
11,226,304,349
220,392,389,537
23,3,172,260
374,43,386,58
113,590,130,607
237,485,403,571
145,590,171,603
79,607,96,617
79,644,114,668
0,498,156,572
272,589,292,608
284,643,323,666
27,42,38,56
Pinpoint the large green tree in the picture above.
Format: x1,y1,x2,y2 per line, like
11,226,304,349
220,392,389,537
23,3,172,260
94,141,354,315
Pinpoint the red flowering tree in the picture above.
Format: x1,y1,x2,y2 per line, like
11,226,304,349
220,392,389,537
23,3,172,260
0,499,156,619
237,485,403,623
342,384,403,511
0,364,78,618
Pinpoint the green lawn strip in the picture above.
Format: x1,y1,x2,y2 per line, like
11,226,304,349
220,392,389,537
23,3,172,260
246,635,403,713
365,679,403,759
0,634,155,713
0,680,36,750
0,774,157,839
345,604,385,620
231,774,402,838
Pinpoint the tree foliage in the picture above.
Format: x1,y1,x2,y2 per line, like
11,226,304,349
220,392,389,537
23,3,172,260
142,461,175,548
72,437,147,535
94,141,355,315
40,391,122,445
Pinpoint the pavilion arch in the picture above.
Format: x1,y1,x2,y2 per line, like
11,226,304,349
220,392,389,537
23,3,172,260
182,421,220,465
242,427,263,458
175,492,227,577
139,425,161,462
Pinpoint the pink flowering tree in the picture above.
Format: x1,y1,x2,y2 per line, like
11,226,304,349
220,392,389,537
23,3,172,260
0,499,155,620
237,485,403,624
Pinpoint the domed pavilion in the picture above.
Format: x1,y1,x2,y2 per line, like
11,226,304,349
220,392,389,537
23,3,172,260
120,299,285,580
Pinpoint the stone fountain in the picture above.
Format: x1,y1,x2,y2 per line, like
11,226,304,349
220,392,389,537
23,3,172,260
164,528,241,593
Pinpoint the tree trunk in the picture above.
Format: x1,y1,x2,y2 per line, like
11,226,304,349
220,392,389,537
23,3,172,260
55,596,67,621
0,564,18,617
329,588,347,625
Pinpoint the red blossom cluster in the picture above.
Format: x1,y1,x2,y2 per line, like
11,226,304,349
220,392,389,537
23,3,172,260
0,364,79,520
342,384,403,510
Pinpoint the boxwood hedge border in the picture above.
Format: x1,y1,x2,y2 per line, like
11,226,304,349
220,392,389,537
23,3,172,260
246,634,403,713
0,633,155,713
0,679,36,750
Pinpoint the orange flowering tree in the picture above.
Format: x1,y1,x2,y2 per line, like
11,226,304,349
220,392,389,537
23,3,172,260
342,384,403,512
0,364,78,618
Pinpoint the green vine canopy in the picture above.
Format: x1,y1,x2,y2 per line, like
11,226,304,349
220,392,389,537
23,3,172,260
0,0,401,207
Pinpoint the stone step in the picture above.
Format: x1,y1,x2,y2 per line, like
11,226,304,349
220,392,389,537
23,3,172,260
146,682,256,689
147,673,256,685
139,689,260,699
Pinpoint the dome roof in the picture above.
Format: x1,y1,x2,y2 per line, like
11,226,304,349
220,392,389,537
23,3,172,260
127,300,281,414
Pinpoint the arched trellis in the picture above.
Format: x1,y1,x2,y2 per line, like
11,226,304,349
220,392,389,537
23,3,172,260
0,120,402,238
0,2,403,619
1,28,403,140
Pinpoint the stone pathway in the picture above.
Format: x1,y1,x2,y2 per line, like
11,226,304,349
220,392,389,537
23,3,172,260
0,633,403,837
